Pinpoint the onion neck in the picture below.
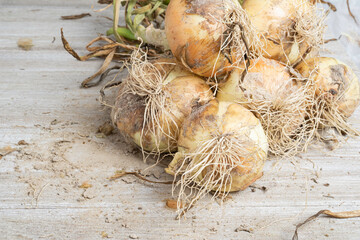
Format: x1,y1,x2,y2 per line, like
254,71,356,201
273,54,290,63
136,25,170,50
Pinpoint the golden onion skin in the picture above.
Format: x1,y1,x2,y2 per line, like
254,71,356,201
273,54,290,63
167,99,268,192
242,0,314,65
218,58,306,133
218,58,295,101
217,58,313,156
296,57,360,118
112,60,213,153
165,0,235,77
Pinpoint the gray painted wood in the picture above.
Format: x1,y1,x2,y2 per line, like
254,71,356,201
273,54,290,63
0,1,360,239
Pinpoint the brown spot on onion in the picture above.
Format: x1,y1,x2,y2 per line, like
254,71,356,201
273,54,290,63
296,57,360,135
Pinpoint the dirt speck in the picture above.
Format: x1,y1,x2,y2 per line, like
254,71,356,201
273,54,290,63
79,182,93,189
209,227,217,233
51,119,60,125
17,38,33,50
323,193,334,199
311,178,318,184
0,146,16,158
101,231,109,238
166,199,182,209
18,140,29,145
129,234,139,239
249,184,267,192
235,225,253,233
98,122,114,136
82,187,97,199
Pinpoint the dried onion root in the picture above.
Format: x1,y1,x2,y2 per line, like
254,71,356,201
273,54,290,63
242,0,326,65
296,57,360,135
165,0,261,78
111,50,213,155
166,99,268,211
218,58,316,156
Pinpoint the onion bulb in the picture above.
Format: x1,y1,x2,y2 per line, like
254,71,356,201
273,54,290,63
296,57,360,134
112,52,213,154
165,0,260,78
242,0,325,65
218,58,314,156
166,99,268,205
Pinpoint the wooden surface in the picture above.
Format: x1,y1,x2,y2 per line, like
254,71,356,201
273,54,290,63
1,1,360,239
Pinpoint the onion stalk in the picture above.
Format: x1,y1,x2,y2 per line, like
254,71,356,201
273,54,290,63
109,0,170,49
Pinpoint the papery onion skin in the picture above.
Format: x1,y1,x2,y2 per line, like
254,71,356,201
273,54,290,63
165,0,243,77
296,57,360,119
242,0,322,65
166,99,268,193
218,58,306,134
218,58,294,101
112,59,213,153
217,58,313,156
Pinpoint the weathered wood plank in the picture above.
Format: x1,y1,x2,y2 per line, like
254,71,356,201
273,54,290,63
0,1,360,240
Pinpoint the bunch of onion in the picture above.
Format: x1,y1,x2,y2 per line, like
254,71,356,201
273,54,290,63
166,99,268,211
296,57,360,135
217,58,316,156
242,0,326,66
165,0,261,78
111,49,213,155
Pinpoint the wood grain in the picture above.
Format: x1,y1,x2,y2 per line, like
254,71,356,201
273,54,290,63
0,1,360,240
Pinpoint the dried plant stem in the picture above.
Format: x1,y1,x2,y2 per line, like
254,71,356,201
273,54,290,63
98,64,125,107
94,2,113,12
312,0,337,11
321,0,336,11
293,209,360,240
61,28,137,87
113,0,124,43
61,13,91,20
324,37,339,44
34,183,49,208
346,0,358,25
109,170,173,184
82,49,116,87
85,65,123,88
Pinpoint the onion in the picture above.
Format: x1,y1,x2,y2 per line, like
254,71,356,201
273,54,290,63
218,58,314,156
111,52,213,154
296,57,360,134
165,0,260,78
166,99,268,205
242,0,325,65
